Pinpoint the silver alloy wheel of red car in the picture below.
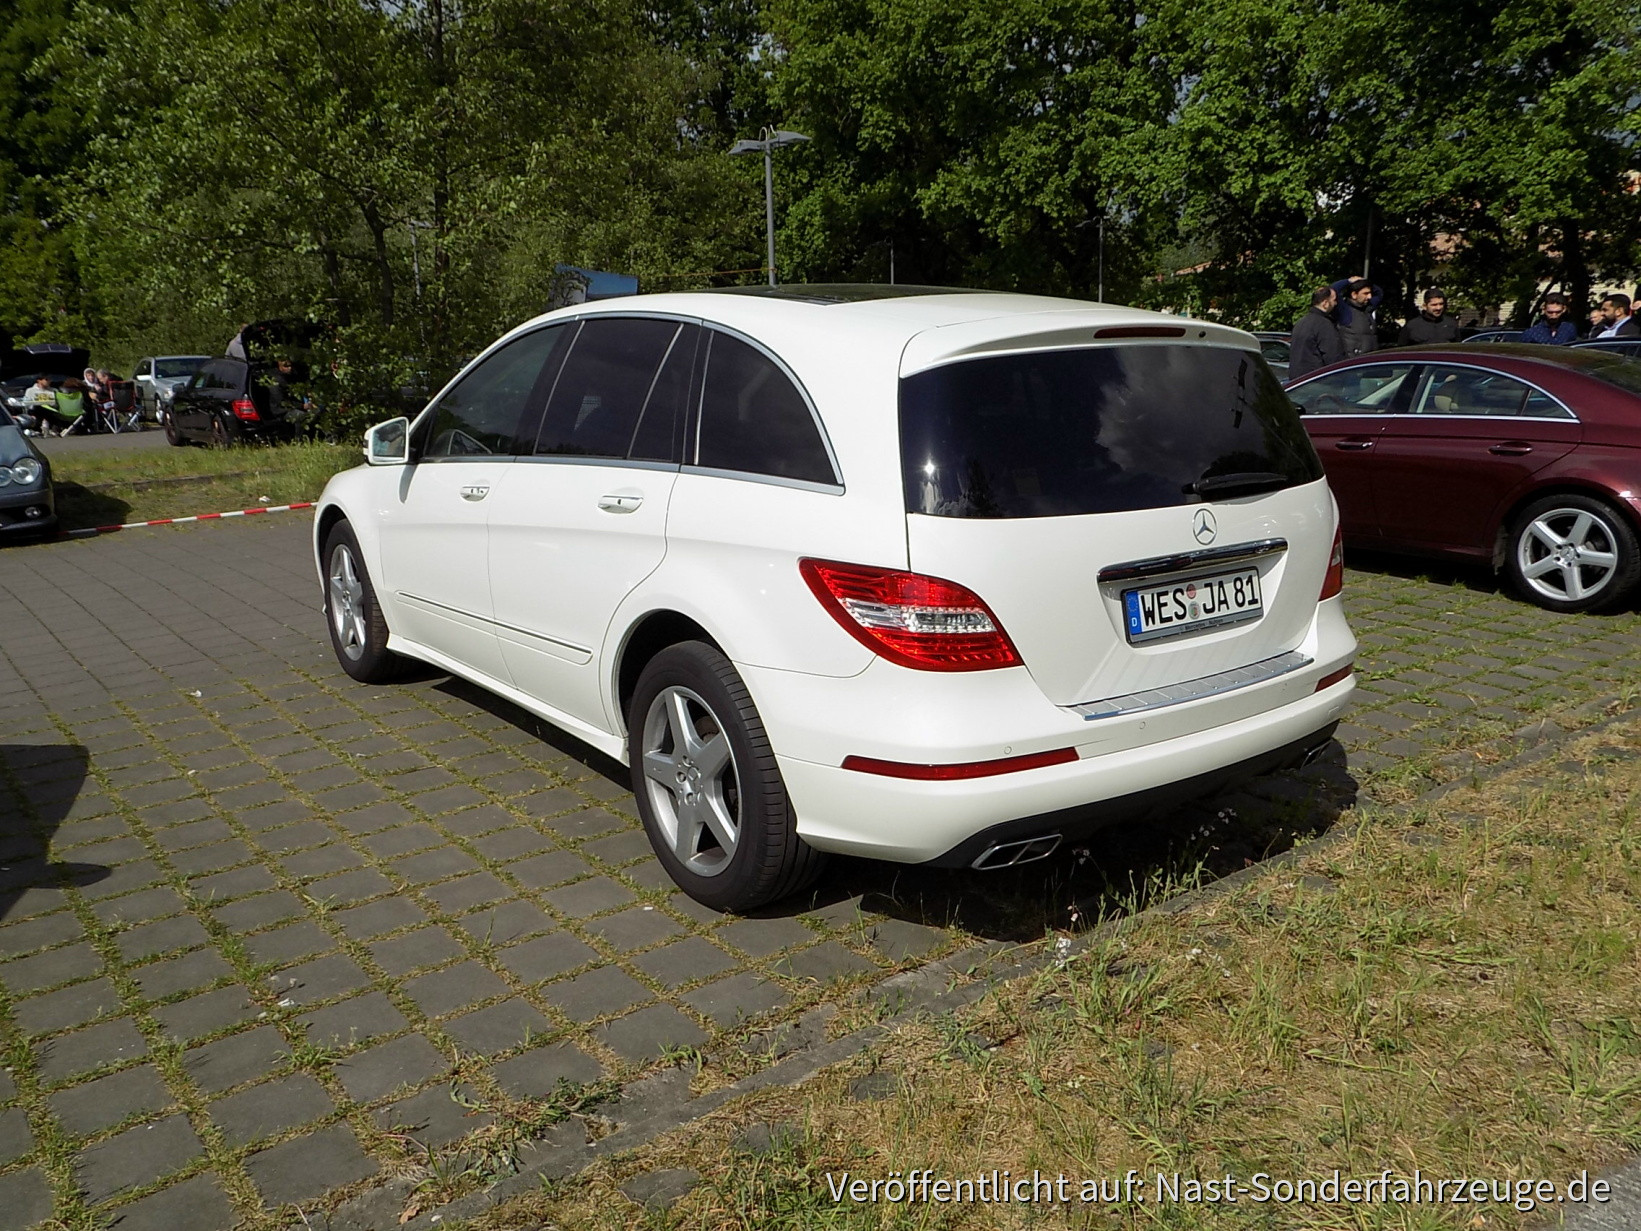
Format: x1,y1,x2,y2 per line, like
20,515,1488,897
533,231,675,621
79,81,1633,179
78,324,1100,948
1512,502,1625,608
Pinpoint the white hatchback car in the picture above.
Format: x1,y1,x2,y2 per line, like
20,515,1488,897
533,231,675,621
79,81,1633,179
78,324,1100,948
315,286,1356,912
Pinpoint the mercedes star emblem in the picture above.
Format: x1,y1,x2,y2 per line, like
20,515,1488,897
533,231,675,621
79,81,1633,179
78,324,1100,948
1193,508,1218,545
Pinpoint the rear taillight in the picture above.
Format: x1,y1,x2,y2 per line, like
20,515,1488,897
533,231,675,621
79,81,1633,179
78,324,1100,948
231,398,259,421
798,559,1023,671
1319,526,1344,600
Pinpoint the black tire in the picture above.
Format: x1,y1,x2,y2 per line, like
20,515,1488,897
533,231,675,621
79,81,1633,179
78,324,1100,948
163,412,187,446
208,414,232,448
1505,494,1641,614
628,641,824,913
322,521,411,683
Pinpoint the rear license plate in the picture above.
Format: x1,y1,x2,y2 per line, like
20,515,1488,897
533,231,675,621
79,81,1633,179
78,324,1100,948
1122,568,1262,644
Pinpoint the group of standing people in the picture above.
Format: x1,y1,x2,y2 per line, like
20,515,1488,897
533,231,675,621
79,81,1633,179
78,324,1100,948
1287,280,1640,381
11,368,120,436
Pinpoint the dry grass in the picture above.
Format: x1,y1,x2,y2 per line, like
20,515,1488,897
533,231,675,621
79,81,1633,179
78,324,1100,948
463,723,1641,1231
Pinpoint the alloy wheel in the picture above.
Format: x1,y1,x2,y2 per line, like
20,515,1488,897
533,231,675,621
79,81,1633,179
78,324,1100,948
640,686,741,877
327,543,369,661
1515,506,1621,605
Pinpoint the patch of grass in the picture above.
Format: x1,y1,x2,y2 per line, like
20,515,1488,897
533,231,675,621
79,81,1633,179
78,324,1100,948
47,440,356,529
461,719,1641,1231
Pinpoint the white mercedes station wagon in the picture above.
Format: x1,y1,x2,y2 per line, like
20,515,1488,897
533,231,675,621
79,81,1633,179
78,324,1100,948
314,286,1357,912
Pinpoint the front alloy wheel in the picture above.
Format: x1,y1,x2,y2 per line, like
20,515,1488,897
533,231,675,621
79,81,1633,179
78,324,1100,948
322,522,409,683
1507,495,1640,613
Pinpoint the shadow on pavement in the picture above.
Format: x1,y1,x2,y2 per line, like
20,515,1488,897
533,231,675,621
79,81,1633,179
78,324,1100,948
47,483,131,535
0,744,110,922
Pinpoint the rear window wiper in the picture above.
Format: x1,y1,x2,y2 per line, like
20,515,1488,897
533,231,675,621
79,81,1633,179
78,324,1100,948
1184,471,1291,498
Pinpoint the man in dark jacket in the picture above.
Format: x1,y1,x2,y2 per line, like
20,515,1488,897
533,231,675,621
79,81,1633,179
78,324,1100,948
1521,292,1578,345
1397,288,1461,345
1592,293,1641,339
1329,277,1381,355
1288,286,1345,381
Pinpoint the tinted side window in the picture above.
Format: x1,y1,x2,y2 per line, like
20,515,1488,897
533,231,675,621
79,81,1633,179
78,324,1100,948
1522,390,1575,419
200,361,245,392
629,324,698,463
1288,365,1415,415
695,332,834,483
536,318,682,459
425,327,566,458
1411,366,1528,416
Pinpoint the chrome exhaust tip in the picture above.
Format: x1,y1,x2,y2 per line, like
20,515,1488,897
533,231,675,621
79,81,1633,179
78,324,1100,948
1299,740,1331,768
971,833,1063,870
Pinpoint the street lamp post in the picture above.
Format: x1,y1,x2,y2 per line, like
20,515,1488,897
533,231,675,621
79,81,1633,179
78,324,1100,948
730,128,811,286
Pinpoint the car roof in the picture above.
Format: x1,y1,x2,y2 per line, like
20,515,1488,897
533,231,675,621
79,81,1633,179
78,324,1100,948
511,286,1261,375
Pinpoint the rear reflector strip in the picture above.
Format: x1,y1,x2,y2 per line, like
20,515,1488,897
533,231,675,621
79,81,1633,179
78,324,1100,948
1070,650,1312,720
1315,664,1353,691
842,747,1078,780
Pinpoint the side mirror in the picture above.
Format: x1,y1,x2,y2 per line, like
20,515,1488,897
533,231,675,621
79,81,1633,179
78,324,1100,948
364,417,410,465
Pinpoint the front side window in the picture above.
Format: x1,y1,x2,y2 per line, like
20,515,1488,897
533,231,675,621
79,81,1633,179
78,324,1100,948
695,331,835,484
423,326,567,458
1287,364,1415,415
901,344,1323,519
535,318,684,460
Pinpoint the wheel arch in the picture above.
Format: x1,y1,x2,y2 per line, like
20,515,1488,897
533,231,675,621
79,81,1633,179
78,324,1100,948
1490,481,1641,570
612,610,723,734
315,502,350,574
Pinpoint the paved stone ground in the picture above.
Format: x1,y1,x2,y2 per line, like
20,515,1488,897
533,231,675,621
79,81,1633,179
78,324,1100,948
1,517,1638,1229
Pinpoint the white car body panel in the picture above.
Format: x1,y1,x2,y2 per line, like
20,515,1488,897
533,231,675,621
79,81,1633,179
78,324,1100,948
315,287,1358,868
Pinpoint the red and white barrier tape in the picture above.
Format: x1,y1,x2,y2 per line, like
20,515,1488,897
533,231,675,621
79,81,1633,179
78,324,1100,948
60,502,316,539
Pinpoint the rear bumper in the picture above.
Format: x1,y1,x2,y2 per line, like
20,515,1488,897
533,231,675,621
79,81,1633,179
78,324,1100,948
744,597,1356,864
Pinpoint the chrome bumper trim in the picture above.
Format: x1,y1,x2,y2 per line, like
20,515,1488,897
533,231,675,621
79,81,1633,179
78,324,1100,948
1070,650,1313,721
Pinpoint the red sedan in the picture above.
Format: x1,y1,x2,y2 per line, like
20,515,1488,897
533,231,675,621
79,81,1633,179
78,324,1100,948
1286,345,1641,613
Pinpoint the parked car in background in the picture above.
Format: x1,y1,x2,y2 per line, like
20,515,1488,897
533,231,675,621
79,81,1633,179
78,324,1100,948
1286,345,1641,613
1460,328,1523,344
0,342,92,411
1253,332,1291,381
315,286,1355,911
133,355,209,420
1572,338,1641,360
0,403,55,538
166,356,308,446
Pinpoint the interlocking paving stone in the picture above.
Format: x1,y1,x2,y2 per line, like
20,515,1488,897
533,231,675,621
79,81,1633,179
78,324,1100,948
168,840,256,877
374,1083,492,1146
507,849,594,890
0,1104,33,1165
211,890,307,931
457,900,554,946
183,1026,287,1095
771,941,880,983
76,1113,203,1205
0,1167,54,1229
498,932,599,983
442,998,555,1055
37,1017,148,1083
717,916,814,957
116,914,211,962
89,886,185,926
0,910,84,955
491,1042,605,1100
104,1172,235,1231
281,843,367,880
585,906,683,952
189,864,279,902
544,967,652,1023
298,992,410,1048
154,986,259,1042
421,871,513,914
278,953,372,1006
679,971,792,1026
403,960,510,1019
244,920,334,967
333,896,427,940
0,944,102,994
13,978,120,1035
632,937,739,990
209,1073,334,1147
369,927,466,976
49,1065,173,1138
595,1004,707,1063
244,1123,378,1205
335,1034,450,1103
542,876,636,918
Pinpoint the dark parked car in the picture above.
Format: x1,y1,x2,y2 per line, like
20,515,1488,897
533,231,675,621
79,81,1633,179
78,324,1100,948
1286,345,1641,613
166,357,308,446
1572,338,1641,360
0,404,55,539
1460,329,1523,344
1252,331,1291,381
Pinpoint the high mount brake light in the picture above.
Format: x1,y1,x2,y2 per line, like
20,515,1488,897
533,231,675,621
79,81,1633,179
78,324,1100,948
798,559,1023,671
1320,526,1344,600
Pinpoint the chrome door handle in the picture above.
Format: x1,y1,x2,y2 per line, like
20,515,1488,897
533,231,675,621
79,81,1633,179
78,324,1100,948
597,493,644,513
1334,440,1374,451
1489,441,1533,456
460,483,491,501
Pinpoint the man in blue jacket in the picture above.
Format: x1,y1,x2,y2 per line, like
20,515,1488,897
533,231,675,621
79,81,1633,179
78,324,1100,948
1329,277,1381,355
1521,293,1578,345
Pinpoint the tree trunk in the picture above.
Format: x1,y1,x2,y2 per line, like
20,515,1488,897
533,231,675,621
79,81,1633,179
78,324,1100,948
363,204,395,327
1562,218,1590,328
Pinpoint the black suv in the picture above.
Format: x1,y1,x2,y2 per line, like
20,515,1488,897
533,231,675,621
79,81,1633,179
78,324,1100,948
166,357,309,446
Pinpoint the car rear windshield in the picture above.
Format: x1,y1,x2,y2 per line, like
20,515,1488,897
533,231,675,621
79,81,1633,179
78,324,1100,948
900,344,1323,518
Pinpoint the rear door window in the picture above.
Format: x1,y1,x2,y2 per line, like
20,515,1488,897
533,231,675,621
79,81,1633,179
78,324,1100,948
422,325,568,458
901,344,1322,518
1409,365,1531,416
694,331,836,484
536,317,686,460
